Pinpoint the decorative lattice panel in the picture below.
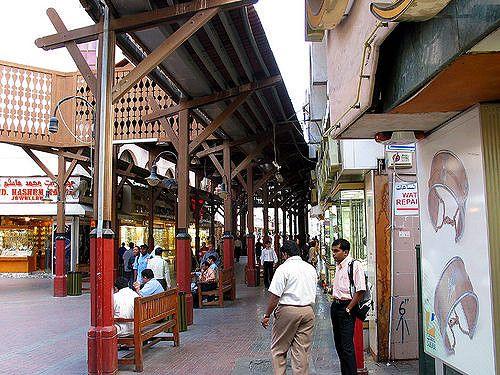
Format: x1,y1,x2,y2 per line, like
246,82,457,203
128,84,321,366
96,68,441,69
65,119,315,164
75,68,206,142
0,64,52,142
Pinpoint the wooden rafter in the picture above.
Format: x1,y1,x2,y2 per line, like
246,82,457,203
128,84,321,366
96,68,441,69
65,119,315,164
63,149,85,183
36,0,256,51
112,8,219,103
231,139,272,179
45,9,97,97
147,97,179,151
144,75,281,122
22,147,56,181
254,170,275,191
202,141,224,177
188,92,250,154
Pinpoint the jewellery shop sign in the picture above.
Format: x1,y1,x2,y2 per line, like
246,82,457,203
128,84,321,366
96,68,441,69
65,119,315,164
0,177,80,203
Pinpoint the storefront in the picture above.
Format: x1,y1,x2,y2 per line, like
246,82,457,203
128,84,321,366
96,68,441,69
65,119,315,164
0,176,91,274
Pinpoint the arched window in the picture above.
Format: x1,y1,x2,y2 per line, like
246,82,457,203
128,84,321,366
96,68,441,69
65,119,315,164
119,149,137,165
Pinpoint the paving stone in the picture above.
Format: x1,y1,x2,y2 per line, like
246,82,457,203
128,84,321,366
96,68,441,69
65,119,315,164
0,259,418,374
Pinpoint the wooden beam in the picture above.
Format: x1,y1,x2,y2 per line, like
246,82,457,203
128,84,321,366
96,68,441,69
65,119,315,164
202,141,224,177
254,170,275,191
144,75,281,122
231,139,272,179
63,149,84,183
45,8,97,97
22,147,57,181
232,162,247,191
56,150,90,163
35,22,102,51
188,92,249,154
147,97,179,151
35,0,256,51
196,144,225,158
112,9,219,103
111,0,255,33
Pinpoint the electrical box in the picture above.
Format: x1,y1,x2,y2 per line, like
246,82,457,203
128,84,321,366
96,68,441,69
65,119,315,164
386,151,413,168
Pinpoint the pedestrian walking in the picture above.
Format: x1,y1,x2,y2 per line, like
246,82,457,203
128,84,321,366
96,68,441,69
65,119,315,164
260,238,278,288
261,240,317,375
234,236,243,263
330,238,366,375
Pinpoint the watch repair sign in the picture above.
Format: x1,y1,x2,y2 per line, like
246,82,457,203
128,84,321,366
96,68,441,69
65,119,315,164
394,182,419,216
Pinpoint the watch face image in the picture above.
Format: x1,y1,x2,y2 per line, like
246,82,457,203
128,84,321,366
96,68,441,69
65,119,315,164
427,150,468,243
434,256,478,356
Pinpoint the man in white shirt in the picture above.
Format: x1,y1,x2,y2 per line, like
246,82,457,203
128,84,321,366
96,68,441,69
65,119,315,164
147,247,171,290
330,238,366,375
113,277,139,337
261,240,317,375
134,269,164,297
260,238,278,288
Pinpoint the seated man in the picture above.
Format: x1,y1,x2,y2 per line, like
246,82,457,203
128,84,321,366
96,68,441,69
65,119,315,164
195,260,218,305
113,277,139,337
192,261,210,308
133,269,164,297
207,255,219,272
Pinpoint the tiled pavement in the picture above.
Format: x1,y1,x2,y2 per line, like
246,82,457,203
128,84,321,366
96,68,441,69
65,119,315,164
0,258,417,374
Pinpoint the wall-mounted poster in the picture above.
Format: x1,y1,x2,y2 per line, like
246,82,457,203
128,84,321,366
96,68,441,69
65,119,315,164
416,108,495,374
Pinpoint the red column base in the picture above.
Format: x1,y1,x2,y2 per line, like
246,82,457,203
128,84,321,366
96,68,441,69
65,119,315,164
245,235,256,287
54,275,67,297
88,233,118,374
88,325,118,374
354,317,368,374
54,237,67,297
176,235,193,326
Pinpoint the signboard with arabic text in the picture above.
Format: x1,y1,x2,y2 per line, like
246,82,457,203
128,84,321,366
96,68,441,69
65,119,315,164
0,177,80,203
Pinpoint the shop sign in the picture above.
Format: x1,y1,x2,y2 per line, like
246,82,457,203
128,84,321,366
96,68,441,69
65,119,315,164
394,182,418,216
0,177,80,203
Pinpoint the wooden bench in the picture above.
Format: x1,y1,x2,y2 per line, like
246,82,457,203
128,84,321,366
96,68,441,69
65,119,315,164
115,288,180,372
197,267,235,308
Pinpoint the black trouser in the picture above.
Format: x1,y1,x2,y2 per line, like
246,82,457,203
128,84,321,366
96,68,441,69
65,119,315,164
263,261,274,288
193,282,217,308
235,247,241,262
330,300,357,375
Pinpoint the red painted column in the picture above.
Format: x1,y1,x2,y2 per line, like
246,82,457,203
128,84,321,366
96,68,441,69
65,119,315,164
88,230,118,374
53,235,67,297
223,234,234,269
176,231,193,325
246,235,256,286
354,317,368,374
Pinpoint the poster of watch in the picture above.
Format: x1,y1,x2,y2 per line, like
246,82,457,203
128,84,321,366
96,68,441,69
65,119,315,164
416,109,495,375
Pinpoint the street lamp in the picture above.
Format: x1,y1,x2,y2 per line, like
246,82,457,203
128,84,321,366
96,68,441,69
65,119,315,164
49,95,96,135
215,176,229,199
146,150,178,190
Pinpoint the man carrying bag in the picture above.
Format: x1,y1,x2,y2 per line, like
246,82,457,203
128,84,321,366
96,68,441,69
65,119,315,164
330,239,366,375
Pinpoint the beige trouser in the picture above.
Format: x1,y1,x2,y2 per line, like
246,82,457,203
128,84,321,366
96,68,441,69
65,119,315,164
271,304,315,375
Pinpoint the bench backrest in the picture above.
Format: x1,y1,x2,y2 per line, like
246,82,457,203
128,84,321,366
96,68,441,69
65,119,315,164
219,268,233,288
134,288,178,329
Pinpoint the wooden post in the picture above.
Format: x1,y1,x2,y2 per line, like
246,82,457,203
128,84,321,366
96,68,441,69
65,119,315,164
175,108,193,325
54,154,67,297
222,141,234,270
245,165,256,286
282,208,287,241
274,199,280,259
87,7,118,373
289,211,293,239
262,183,269,242
112,146,119,280
148,186,155,251
239,205,246,254
194,171,202,254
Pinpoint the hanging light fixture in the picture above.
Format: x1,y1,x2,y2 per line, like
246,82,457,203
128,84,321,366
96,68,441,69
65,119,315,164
190,155,202,166
145,165,161,186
